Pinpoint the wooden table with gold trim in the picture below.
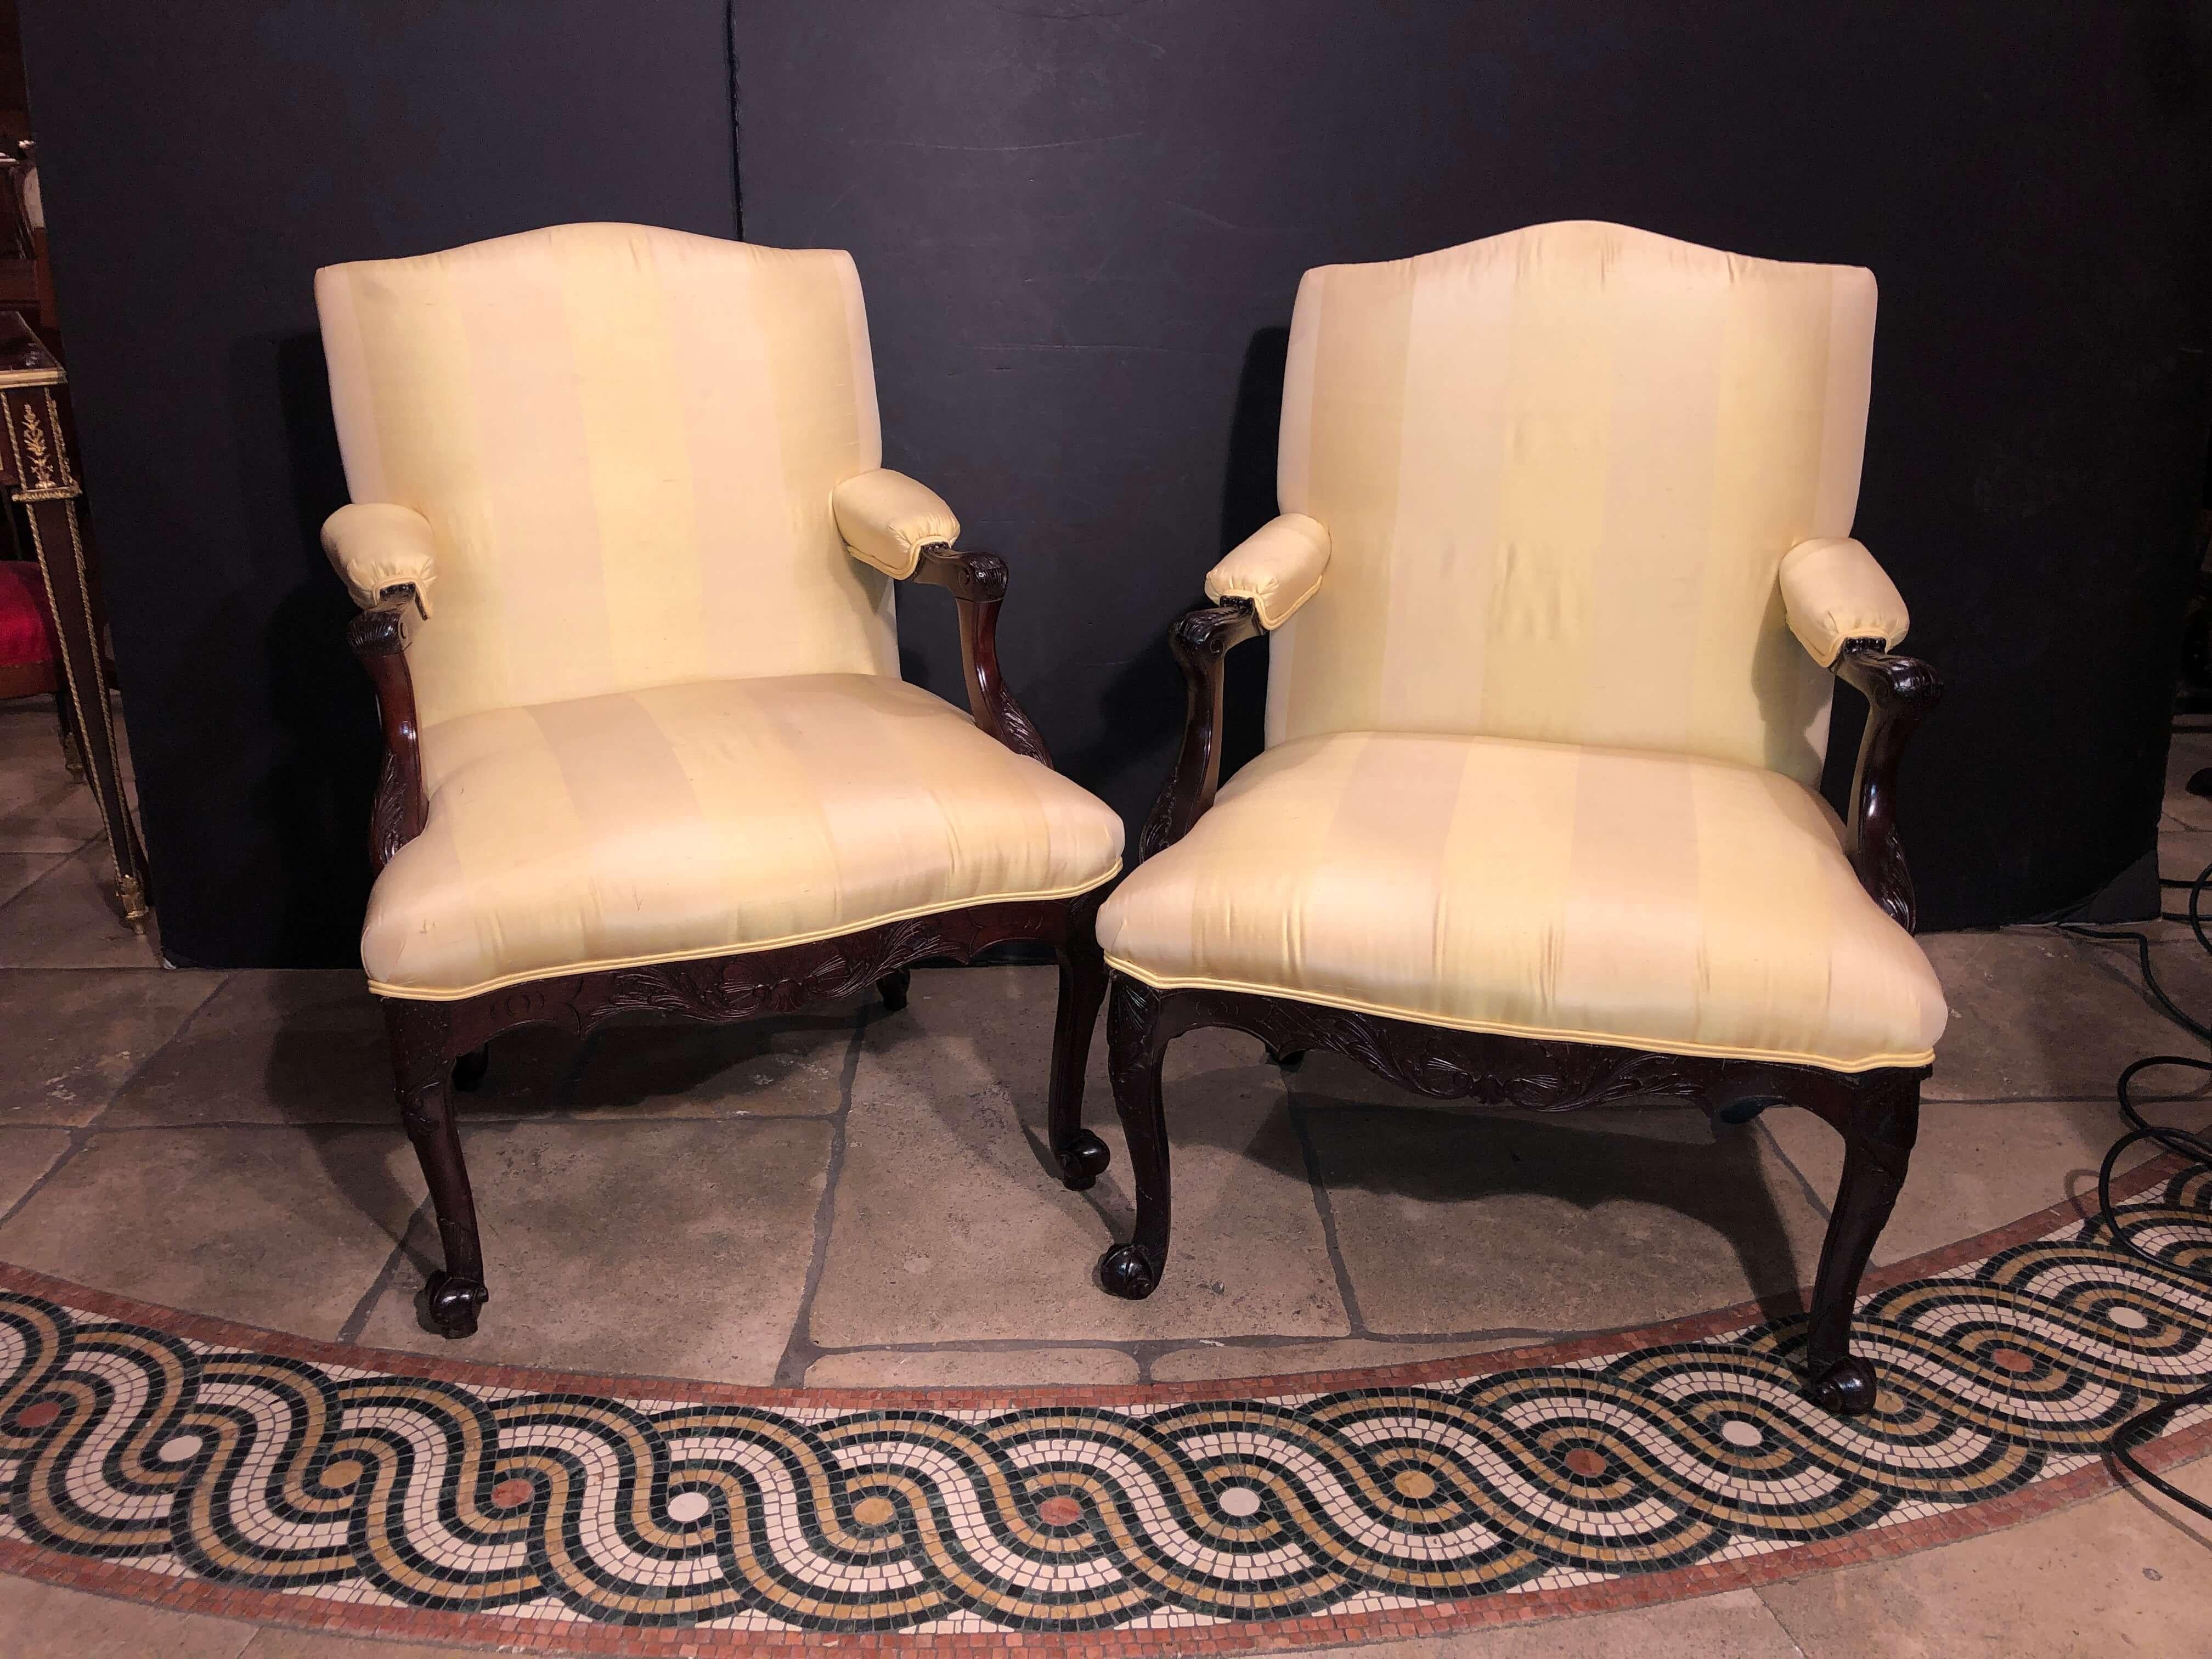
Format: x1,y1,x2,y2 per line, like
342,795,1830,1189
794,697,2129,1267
0,310,149,928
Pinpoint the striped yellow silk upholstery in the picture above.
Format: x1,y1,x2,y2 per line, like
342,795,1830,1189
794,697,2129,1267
1204,514,1331,629
1102,222,1943,1070
1099,731,1943,1071
833,469,962,580
365,675,1123,1000
1270,219,1878,788
323,503,438,616
321,224,1124,1000
317,223,898,731
1780,537,1910,667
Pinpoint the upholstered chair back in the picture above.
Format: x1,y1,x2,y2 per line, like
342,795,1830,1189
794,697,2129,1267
317,223,896,729
1270,220,1876,787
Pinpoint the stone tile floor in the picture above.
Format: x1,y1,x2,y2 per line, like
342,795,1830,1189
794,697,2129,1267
3,697,2212,1653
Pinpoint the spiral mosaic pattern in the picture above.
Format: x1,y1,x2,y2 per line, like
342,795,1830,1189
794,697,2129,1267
3,1169,2209,1645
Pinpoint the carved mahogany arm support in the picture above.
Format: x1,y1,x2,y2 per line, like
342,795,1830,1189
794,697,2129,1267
1831,637,1943,932
1138,598,1265,860
905,540,1052,766
347,584,427,871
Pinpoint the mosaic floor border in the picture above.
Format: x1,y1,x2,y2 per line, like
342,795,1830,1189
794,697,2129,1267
3,1156,2209,1656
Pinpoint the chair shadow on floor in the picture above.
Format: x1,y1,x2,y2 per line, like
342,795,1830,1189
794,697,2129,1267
263,966,1815,1345
868,988,1821,1339
261,988,871,1336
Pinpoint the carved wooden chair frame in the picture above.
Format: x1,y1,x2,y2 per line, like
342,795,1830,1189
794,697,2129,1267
1087,597,1941,1418
349,543,1113,1339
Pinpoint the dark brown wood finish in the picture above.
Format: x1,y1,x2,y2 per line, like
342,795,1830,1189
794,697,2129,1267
909,540,1052,765
1100,600,1942,1418
1833,638,1943,931
356,540,1109,1339
0,312,149,927
1137,599,1262,859
345,589,426,872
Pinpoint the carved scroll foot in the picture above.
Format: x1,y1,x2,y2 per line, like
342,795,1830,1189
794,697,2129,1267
1056,1129,1111,1191
1800,1070,1918,1416
1102,975,1173,1300
1048,904,1110,1187
424,1270,488,1339
452,1046,489,1093
1807,1353,1880,1417
1098,1243,1162,1300
386,1000,488,1340
877,969,911,1013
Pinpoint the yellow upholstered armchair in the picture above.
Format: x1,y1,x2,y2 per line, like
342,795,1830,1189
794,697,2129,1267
1091,222,1945,1417
318,224,1124,1336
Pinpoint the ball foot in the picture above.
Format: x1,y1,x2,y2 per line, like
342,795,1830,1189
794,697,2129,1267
1806,1354,1878,1417
877,970,911,1013
452,1046,490,1093
1268,1049,1307,1073
424,1271,488,1339
1055,1129,1111,1190
1099,1243,1161,1301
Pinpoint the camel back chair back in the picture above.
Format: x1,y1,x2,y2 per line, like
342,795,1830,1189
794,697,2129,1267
317,223,896,730
1270,219,1876,788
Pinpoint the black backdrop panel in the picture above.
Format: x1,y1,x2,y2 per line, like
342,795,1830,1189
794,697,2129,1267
736,1,2212,930
15,3,2212,967
20,0,737,966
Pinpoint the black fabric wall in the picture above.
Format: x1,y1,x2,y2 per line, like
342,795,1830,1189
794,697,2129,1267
19,1,738,966
19,2,2212,966
736,1,2212,933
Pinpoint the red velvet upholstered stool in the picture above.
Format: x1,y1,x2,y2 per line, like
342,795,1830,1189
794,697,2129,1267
0,556,58,695
0,556,77,772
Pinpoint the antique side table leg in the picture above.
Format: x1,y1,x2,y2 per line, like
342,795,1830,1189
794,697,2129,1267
6,381,150,930
51,668,82,777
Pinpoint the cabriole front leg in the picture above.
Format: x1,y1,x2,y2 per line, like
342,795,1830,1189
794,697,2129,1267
1099,974,1172,1298
1801,1069,1920,1415
384,999,488,1338
1048,900,1110,1189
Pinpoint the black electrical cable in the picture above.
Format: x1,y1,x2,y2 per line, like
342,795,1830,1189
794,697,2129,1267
2060,855,2212,1521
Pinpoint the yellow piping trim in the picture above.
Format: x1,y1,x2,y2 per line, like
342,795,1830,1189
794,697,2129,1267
1102,955,1933,1075
369,863,1122,1002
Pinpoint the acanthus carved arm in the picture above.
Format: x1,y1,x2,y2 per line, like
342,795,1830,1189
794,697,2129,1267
905,540,1052,766
1138,597,1264,860
1831,638,1943,931
347,585,427,871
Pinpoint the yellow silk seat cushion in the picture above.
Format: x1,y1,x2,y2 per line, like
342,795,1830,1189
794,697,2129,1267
1097,730,1946,1071
365,674,1125,1000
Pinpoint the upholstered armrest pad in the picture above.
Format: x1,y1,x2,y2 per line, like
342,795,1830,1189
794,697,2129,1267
324,503,437,618
833,469,961,580
1779,537,1909,667
1204,514,1330,629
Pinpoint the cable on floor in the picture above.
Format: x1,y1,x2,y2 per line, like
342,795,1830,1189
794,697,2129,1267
2060,854,2212,1521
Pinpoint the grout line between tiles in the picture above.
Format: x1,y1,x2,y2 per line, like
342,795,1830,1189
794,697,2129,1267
1285,1079,1370,1340
336,1198,432,1345
77,968,233,1138
809,1324,1572,1362
770,1003,870,1387
0,831,162,969
0,1124,97,1229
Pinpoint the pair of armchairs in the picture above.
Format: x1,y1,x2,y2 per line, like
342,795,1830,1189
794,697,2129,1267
319,221,1943,1417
